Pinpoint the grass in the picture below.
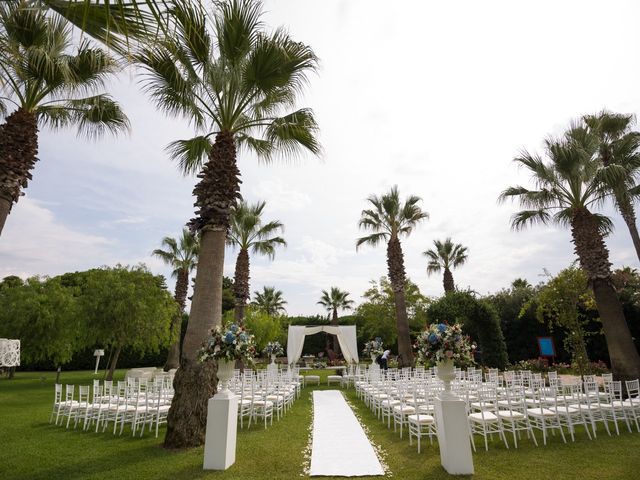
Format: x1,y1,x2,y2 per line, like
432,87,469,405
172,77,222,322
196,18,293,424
1,369,640,479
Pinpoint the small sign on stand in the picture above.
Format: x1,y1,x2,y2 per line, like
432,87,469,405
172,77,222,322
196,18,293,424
93,349,105,374
536,337,556,365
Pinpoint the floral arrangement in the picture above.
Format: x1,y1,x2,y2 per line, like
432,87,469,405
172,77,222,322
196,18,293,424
198,323,256,364
263,341,284,357
362,337,384,357
414,322,475,366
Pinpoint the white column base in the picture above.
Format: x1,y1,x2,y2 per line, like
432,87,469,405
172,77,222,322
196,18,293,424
434,396,474,475
203,392,238,470
267,363,278,374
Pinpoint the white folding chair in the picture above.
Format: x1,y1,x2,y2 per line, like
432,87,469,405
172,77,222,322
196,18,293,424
49,384,63,424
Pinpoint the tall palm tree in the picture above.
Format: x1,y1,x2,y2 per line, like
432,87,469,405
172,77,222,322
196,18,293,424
152,228,199,370
137,0,319,448
356,185,429,367
583,111,640,261
252,286,287,316
499,124,640,383
0,0,129,236
318,287,354,353
228,200,285,323
423,238,468,293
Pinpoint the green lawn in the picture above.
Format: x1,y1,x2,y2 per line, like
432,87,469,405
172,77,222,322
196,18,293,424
1,369,639,479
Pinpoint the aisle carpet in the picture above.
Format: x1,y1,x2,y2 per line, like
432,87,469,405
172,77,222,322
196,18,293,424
309,390,384,477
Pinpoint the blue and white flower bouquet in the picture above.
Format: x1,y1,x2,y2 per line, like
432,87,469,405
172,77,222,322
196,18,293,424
263,341,284,357
414,322,475,366
199,323,257,364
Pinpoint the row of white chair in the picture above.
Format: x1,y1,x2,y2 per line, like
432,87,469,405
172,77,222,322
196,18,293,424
50,377,173,437
231,368,301,429
355,367,640,453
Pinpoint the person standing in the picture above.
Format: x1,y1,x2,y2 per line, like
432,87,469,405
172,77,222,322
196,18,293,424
380,350,391,371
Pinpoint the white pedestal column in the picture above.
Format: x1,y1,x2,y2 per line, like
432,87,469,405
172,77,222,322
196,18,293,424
434,396,474,475
203,391,238,470
267,363,278,375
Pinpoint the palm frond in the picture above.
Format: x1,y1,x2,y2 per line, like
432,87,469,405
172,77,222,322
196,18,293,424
263,108,321,160
136,43,203,123
236,133,273,157
242,27,318,95
166,135,213,176
71,94,129,138
214,0,263,66
166,0,211,66
356,232,388,250
510,209,551,231
43,0,162,54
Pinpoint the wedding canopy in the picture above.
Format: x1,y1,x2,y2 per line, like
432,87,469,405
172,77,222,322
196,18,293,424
287,325,359,365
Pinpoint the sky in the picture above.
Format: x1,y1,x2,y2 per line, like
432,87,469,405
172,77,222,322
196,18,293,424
2,0,640,315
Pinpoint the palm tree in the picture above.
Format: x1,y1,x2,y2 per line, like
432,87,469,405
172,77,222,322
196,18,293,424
318,287,354,353
228,200,285,323
423,238,468,293
152,228,199,370
356,185,429,367
499,124,640,383
252,286,287,316
137,0,319,448
0,1,129,236
583,111,640,261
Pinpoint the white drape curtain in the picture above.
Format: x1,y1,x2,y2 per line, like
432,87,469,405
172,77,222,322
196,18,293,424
287,325,359,365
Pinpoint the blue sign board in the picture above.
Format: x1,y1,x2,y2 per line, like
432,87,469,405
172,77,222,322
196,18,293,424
537,337,556,357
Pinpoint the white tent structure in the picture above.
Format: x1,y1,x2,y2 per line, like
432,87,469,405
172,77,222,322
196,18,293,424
287,325,359,365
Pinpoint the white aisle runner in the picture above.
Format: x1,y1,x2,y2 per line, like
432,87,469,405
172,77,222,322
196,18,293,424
310,390,384,477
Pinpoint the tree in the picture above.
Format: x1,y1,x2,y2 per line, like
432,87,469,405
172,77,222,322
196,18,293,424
252,286,287,316
0,276,82,381
234,306,284,353
317,286,354,353
80,265,175,380
355,277,429,352
356,185,429,367
500,123,640,383
0,275,23,291
531,267,595,378
427,291,509,369
228,200,285,323
486,280,549,363
423,237,468,293
137,0,320,448
0,1,129,236
583,111,640,262
152,228,199,370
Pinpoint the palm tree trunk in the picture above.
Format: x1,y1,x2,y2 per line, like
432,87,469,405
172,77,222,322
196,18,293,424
106,346,121,381
616,195,640,262
165,130,240,449
443,267,455,293
331,307,341,355
233,248,250,324
164,269,189,371
0,196,11,236
571,208,640,383
165,228,224,448
0,108,39,238
386,236,414,367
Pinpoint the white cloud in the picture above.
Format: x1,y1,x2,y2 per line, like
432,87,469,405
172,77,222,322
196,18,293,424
0,198,113,278
252,179,312,213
